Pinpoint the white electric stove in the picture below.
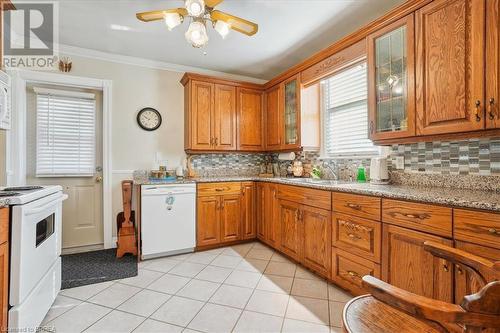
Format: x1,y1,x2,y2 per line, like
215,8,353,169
0,185,67,331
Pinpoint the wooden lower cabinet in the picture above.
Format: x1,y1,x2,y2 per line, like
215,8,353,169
454,241,500,303
302,205,331,278
197,196,221,246
257,183,280,248
220,194,241,243
332,247,381,295
382,224,454,302
241,182,256,239
279,199,301,261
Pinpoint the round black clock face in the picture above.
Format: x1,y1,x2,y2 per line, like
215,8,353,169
137,107,162,131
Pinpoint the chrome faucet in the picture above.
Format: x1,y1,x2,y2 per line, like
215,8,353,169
322,162,338,181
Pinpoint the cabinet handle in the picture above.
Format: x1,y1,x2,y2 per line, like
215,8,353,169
215,137,218,145
402,212,429,220
215,188,225,192
489,98,496,120
488,228,499,235
474,100,481,122
347,233,361,240
347,203,361,211
369,121,374,135
221,201,224,209
347,271,359,278
443,264,449,272
456,265,463,275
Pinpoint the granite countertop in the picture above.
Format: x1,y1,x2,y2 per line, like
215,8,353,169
0,198,10,208
135,176,500,212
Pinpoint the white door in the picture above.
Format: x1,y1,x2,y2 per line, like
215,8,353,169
26,84,103,249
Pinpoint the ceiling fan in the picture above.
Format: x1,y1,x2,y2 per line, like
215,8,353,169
136,0,258,48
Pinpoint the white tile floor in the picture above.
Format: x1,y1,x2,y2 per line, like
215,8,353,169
43,242,353,333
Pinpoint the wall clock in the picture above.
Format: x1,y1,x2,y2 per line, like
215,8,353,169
137,107,162,131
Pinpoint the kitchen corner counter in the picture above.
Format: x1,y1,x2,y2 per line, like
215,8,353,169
133,176,500,212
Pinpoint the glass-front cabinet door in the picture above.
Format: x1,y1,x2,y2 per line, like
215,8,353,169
281,74,301,149
368,14,415,141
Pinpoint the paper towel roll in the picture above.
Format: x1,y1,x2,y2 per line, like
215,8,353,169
278,152,296,161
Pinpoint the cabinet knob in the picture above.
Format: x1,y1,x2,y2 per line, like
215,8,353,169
347,271,359,278
443,264,449,272
489,98,496,120
488,228,499,235
474,100,482,122
456,265,463,275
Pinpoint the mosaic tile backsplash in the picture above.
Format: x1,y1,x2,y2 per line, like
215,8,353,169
389,137,500,176
190,153,268,177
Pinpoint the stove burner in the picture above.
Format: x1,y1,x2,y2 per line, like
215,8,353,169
0,191,20,197
3,186,44,191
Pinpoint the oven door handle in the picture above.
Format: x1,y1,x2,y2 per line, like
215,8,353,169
25,194,68,216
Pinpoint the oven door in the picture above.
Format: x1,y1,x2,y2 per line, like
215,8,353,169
10,192,67,305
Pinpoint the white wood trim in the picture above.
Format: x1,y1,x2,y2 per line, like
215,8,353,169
60,44,268,84
8,70,115,250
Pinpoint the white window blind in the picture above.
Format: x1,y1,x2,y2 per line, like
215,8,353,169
35,88,96,177
322,62,377,157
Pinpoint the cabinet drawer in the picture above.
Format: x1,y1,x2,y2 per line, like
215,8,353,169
333,193,381,221
382,199,452,237
331,247,381,296
454,209,500,250
278,184,331,210
332,213,381,263
0,208,8,245
197,182,241,196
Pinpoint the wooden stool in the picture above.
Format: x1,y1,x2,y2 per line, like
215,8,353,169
116,180,138,258
343,241,500,333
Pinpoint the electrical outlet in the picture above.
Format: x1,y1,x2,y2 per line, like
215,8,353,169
395,156,405,170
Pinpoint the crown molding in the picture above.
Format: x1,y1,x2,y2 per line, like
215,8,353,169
59,44,268,85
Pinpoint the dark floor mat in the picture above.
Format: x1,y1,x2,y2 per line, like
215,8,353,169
61,249,137,289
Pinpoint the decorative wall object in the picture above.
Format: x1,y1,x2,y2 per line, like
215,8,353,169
58,57,72,72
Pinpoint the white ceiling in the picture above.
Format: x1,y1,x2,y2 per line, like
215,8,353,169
56,0,405,80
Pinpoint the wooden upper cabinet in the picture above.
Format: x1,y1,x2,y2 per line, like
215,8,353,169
281,74,301,150
382,224,453,302
214,84,237,151
182,73,263,152
486,0,500,129
415,0,486,135
368,14,416,141
190,80,215,150
265,85,282,150
237,88,264,151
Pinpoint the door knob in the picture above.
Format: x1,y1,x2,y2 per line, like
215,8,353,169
96,176,103,183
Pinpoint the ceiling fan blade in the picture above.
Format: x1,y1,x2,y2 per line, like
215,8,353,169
210,10,258,36
205,0,223,8
136,8,188,22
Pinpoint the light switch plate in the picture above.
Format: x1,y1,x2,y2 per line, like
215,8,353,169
395,156,405,170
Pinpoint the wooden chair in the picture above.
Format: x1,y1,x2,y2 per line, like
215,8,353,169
342,241,500,333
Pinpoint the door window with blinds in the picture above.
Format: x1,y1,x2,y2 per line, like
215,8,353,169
321,62,378,157
35,87,96,177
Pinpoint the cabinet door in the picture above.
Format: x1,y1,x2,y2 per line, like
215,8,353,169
281,75,301,149
279,199,302,261
302,205,331,278
368,14,416,140
265,85,282,150
220,194,241,243
454,241,500,304
237,88,264,151
382,224,453,302
191,81,215,150
214,84,237,150
415,0,486,135
486,0,500,129
241,182,256,240
0,242,7,332
256,183,266,240
197,196,220,246
265,184,281,249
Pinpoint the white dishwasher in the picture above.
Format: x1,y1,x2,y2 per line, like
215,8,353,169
140,183,196,259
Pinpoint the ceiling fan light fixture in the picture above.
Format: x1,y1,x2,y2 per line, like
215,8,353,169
164,13,183,31
185,0,205,17
185,20,209,48
214,20,230,39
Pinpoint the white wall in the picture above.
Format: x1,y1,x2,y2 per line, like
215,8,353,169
61,54,186,237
